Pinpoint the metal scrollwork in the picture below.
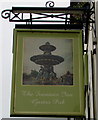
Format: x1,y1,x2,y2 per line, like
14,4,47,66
45,1,54,8
1,9,11,19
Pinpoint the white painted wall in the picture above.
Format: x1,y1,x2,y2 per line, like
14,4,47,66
0,3,2,120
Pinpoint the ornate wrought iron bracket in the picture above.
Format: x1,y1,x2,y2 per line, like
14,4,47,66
45,1,55,7
1,1,95,45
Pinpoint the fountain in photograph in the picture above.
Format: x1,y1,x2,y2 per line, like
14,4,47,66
30,42,64,85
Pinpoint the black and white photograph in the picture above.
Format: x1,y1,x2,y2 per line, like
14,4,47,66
23,35,73,85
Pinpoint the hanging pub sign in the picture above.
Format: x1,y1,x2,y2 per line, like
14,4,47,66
11,29,85,117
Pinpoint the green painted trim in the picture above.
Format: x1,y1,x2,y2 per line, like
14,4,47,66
78,31,85,115
10,29,18,115
83,54,88,86
14,29,82,33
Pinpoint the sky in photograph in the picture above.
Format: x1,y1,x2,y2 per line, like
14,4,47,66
23,32,73,78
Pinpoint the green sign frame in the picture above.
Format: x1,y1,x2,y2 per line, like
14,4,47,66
11,29,85,117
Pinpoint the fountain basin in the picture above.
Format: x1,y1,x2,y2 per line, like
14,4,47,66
30,54,64,65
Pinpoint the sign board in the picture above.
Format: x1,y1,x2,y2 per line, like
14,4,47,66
11,29,84,117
